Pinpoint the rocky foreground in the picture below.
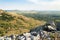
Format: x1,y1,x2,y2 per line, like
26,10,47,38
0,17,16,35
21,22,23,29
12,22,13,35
0,29,60,40
0,21,60,40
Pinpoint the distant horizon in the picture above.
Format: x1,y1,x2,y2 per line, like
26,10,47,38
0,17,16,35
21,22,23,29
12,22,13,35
4,9,60,11
0,0,60,11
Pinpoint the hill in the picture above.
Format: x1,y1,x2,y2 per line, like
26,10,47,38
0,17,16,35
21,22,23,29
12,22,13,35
0,9,45,36
6,10,60,21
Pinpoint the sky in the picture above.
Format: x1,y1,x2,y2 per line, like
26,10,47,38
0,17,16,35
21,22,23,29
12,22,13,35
0,0,60,10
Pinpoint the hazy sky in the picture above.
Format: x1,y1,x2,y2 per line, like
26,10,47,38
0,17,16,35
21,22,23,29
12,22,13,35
0,0,60,10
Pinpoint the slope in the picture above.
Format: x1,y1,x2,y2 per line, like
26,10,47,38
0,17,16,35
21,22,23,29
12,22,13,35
0,9,46,36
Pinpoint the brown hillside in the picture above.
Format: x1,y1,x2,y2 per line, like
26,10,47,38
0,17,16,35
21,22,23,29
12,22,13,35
0,9,46,36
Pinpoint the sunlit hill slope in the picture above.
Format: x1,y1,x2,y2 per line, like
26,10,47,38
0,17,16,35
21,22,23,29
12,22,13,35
0,10,45,36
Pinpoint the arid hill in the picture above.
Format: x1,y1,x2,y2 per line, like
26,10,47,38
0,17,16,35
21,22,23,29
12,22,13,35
0,10,45,36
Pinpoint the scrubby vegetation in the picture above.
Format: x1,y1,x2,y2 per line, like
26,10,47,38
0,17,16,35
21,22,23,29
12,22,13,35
0,10,45,36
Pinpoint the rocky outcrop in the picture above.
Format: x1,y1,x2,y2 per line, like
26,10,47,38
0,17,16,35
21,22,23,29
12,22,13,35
30,21,57,32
